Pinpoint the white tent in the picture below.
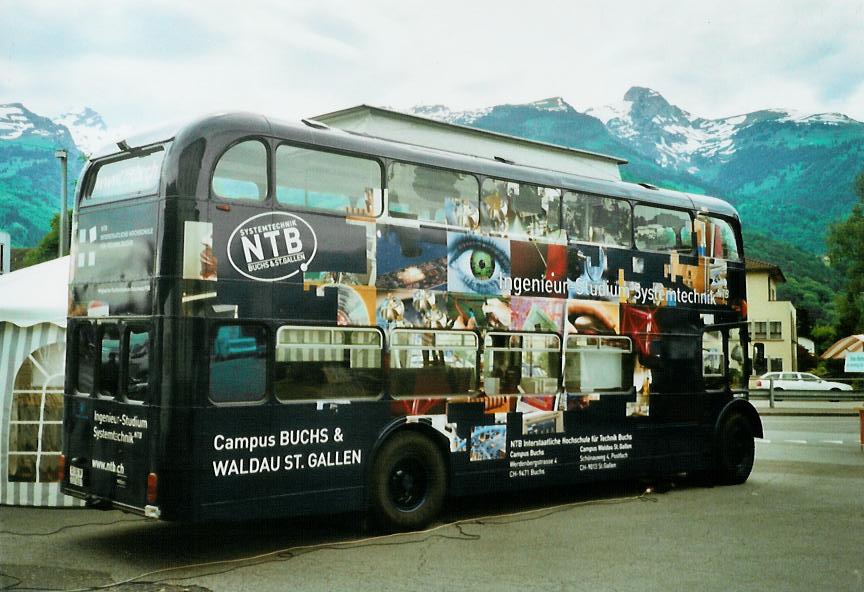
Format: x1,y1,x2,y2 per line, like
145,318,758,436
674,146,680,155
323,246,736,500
821,335,864,359
0,256,68,327
0,256,82,506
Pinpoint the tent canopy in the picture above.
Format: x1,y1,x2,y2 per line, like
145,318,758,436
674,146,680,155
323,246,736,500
0,256,69,328
820,334,864,359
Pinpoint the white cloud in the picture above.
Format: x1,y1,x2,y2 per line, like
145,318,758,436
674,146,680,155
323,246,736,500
1,0,862,127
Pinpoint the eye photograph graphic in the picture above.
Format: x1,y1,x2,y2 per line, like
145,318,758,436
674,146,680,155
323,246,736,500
447,232,510,295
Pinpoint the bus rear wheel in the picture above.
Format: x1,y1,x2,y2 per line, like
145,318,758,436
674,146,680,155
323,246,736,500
370,432,446,531
714,414,754,485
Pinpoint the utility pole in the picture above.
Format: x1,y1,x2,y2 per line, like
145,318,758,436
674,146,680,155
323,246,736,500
55,149,68,258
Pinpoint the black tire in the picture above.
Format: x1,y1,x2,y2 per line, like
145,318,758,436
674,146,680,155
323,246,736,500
715,414,755,485
369,431,447,531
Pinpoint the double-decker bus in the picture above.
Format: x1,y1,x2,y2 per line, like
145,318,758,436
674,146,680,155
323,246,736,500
61,112,761,529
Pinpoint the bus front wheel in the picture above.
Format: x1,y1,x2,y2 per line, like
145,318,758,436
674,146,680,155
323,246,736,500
714,414,755,485
370,431,446,531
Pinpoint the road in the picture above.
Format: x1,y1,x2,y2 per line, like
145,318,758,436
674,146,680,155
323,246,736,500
1,416,862,592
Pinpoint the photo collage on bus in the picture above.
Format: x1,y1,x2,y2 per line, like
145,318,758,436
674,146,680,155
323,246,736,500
169,168,745,440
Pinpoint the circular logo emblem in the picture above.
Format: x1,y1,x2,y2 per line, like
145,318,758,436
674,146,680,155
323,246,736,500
227,212,318,282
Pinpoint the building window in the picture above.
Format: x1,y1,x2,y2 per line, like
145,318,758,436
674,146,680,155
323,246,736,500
274,326,382,401
769,321,782,340
275,146,382,216
483,333,561,395
8,343,65,483
210,324,267,403
388,329,478,397
564,335,632,393
753,321,768,340
769,358,783,372
753,342,767,375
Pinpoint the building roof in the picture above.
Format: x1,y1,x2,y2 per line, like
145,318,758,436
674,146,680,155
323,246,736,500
313,104,629,166
821,334,864,359
744,257,786,283
0,256,68,327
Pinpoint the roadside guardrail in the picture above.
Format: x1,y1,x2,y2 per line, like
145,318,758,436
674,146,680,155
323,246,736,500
748,385,864,407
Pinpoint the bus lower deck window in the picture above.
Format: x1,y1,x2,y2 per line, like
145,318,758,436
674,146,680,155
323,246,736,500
210,325,267,403
274,326,382,401
75,323,96,395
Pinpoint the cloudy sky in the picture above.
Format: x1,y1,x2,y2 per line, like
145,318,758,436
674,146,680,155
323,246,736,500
2,0,863,129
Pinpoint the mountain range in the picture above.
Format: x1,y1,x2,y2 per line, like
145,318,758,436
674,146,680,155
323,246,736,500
2,89,862,326
412,88,864,256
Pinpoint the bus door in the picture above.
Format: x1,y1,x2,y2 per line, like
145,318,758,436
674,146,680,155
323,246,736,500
701,323,749,401
64,320,157,512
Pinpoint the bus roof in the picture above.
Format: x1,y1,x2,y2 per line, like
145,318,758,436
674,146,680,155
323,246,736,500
95,111,740,220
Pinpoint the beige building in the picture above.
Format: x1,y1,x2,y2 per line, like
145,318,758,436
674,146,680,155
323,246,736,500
313,104,627,182
745,258,797,376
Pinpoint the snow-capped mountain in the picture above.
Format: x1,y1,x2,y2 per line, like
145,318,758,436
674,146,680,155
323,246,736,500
586,86,862,173
0,103,75,144
586,86,739,171
409,89,864,254
53,107,110,155
409,103,492,125
0,103,83,247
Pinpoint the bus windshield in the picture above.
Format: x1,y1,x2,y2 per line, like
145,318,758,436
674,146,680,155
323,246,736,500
85,147,166,205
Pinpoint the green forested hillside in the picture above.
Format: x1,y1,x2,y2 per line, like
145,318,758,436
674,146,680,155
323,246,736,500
0,104,82,247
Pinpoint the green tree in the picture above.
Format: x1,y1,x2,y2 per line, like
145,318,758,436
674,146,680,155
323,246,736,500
826,171,864,336
20,211,70,268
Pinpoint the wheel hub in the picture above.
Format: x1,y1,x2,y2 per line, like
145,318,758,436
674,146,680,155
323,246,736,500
389,458,428,512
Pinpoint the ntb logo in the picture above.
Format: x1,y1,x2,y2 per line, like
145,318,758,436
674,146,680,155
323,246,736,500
227,212,318,282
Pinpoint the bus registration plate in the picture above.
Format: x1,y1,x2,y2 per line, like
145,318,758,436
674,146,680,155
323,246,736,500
69,466,84,487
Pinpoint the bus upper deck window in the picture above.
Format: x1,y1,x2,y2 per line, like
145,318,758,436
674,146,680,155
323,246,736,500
388,163,479,227
276,146,382,216
696,216,741,261
212,140,268,201
634,205,692,253
564,192,632,247
86,149,165,205
481,179,561,239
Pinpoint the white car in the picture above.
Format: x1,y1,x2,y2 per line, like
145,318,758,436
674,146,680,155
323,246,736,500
755,372,853,391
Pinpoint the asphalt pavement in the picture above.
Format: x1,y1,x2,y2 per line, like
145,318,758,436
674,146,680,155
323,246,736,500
1,416,861,592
